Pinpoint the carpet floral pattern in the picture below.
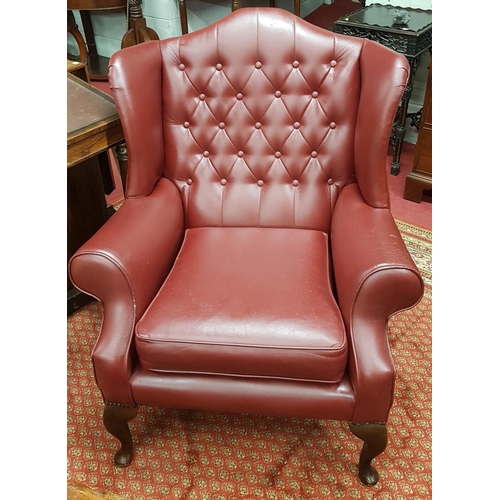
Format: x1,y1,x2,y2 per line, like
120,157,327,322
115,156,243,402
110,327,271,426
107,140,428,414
67,221,432,499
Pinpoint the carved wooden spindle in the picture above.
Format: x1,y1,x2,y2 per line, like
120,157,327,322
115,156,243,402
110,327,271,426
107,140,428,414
121,0,159,48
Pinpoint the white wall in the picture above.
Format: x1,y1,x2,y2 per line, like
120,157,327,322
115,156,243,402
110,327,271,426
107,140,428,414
365,0,432,9
68,0,324,60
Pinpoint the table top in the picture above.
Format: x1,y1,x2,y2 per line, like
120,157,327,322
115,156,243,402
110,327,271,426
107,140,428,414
335,4,432,34
67,60,86,73
67,73,123,168
67,76,117,135
67,0,127,10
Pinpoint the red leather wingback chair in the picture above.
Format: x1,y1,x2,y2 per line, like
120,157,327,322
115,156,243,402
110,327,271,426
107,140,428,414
69,8,423,486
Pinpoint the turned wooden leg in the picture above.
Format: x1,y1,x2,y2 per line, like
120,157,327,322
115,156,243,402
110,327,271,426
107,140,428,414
348,422,388,486
115,141,128,192
103,404,139,467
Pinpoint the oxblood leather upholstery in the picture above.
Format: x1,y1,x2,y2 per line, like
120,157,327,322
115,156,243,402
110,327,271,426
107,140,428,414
69,8,424,483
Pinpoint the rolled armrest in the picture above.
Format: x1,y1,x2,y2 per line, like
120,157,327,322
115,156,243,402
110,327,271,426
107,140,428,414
69,177,185,405
331,184,424,422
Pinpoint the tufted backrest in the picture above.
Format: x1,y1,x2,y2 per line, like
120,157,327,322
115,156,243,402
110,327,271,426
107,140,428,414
109,8,409,232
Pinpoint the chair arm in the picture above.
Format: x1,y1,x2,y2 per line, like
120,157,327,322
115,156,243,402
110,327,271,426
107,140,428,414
331,184,424,422
68,178,185,406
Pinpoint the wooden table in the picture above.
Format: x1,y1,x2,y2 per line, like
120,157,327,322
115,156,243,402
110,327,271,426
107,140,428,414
67,72,127,313
332,4,432,176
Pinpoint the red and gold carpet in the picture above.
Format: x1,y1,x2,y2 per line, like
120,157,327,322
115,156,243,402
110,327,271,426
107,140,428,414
67,220,432,499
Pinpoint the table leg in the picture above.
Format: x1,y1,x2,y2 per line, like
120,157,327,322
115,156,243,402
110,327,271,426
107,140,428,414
390,57,418,176
294,0,300,17
68,156,110,313
115,141,128,192
179,0,188,34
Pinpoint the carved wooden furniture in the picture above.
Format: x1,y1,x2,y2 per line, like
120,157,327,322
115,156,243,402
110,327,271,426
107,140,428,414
67,73,128,313
67,11,89,66
404,58,432,202
121,0,159,48
178,0,301,35
67,0,128,80
332,4,432,176
69,8,424,485
68,1,159,77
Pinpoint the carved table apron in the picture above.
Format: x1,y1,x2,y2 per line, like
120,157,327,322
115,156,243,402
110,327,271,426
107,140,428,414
332,4,432,176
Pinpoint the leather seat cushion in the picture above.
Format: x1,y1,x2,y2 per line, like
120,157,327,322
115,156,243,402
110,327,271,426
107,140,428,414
135,227,348,383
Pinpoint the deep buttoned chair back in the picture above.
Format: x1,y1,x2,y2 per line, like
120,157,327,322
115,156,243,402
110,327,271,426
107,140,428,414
109,7,409,231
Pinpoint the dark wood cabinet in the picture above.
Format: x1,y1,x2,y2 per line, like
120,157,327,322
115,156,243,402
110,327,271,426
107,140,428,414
404,59,432,202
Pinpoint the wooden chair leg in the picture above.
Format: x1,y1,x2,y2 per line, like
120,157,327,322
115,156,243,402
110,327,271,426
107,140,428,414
103,404,139,467
294,0,300,17
348,422,388,486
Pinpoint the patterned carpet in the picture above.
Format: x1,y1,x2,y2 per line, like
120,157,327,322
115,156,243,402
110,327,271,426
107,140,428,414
67,220,432,500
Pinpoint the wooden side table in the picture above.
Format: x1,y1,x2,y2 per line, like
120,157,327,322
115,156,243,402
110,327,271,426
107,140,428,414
404,58,432,203
67,73,128,313
332,4,432,176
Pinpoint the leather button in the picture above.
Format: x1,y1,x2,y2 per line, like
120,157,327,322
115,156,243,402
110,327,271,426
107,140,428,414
186,178,193,185
178,63,186,71
275,151,282,158
327,179,334,185
220,179,227,186
330,60,337,67
311,151,318,158
219,122,225,129
275,90,282,98
237,151,244,158
255,62,262,69
312,91,319,98
257,180,264,187
199,94,206,101
292,180,299,186
183,122,190,128
216,63,223,70
293,122,300,129
236,93,243,100
292,61,299,68
329,122,337,129
255,122,262,129
203,151,210,157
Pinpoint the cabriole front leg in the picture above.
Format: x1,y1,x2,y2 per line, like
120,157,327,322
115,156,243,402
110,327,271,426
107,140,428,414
349,422,388,486
103,404,139,467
